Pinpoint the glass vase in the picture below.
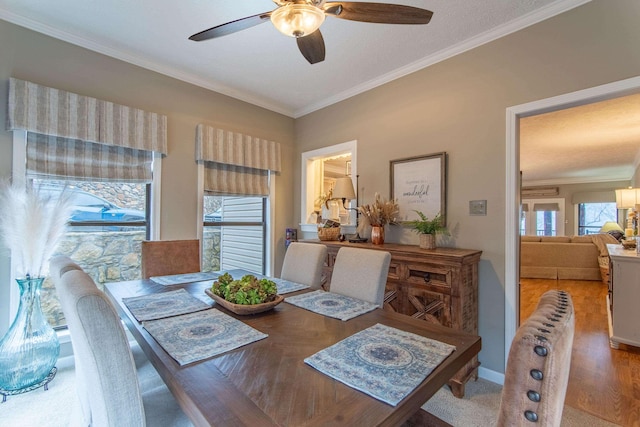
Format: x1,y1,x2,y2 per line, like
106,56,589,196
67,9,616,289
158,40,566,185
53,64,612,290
0,276,59,393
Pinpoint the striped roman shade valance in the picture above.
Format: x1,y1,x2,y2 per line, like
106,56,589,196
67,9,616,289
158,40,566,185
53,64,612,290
196,125,281,172
26,133,152,183
8,78,167,154
196,124,281,196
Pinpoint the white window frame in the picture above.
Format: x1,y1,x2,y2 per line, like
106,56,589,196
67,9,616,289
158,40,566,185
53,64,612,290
196,165,275,276
300,140,357,236
6,131,162,324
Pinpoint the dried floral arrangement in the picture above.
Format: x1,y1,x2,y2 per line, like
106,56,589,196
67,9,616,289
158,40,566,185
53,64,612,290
358,193,399,227
0,181,73,278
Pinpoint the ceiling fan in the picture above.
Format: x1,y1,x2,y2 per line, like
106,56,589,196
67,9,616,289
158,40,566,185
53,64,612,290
189,0,433,64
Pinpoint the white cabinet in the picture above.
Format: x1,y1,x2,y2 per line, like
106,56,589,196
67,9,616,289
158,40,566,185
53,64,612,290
606,244,640,349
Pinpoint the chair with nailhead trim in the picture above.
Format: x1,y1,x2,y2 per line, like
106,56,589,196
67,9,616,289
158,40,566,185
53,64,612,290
497,290,575,426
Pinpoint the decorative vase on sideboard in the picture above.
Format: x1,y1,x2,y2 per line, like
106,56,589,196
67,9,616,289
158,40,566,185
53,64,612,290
371,226,385,245
419,234,436,250
0,276,59,399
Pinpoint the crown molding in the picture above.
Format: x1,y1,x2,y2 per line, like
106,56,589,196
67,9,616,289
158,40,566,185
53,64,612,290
293,0,592,117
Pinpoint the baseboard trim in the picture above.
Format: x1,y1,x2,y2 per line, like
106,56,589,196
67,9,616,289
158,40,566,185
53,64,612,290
478,366,504,386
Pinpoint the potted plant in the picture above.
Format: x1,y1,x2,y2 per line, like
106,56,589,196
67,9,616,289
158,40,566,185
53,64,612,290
0,181,73,395
405,210,448,249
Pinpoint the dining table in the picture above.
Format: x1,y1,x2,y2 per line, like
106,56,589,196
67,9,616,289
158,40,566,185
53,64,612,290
105,271,481,427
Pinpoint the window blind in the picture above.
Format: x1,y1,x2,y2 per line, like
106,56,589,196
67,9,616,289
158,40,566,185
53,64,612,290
196,124,281,196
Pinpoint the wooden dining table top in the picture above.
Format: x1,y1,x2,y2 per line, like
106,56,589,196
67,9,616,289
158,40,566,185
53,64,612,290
105,276,481,427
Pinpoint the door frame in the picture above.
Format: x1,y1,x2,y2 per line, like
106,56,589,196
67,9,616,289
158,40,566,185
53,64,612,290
504,75,640,369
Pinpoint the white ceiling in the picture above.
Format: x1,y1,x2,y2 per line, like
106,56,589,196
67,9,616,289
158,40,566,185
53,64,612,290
0,0,588,118
2,0,638,185
520,93,640,186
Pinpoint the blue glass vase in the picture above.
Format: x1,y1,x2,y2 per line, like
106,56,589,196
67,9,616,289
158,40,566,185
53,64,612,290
0,277,59,393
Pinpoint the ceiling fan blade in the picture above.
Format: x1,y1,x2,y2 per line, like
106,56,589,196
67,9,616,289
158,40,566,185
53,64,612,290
323,2,432,24
189,12,272,41
297,30,326,64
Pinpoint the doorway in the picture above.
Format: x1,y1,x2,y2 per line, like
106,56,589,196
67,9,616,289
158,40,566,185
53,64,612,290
504,75,640,367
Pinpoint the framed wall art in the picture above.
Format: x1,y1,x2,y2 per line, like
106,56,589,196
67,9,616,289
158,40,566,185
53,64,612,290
390,152,447,224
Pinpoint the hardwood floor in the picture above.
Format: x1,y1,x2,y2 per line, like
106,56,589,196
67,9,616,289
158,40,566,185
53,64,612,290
520,279,640,426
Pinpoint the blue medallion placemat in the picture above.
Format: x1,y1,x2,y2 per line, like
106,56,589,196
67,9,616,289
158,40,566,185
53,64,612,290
285,290,377,321
150,271,220,286
123,289,211,322
304,323,456,406
272,278,309,294
143,309,268,365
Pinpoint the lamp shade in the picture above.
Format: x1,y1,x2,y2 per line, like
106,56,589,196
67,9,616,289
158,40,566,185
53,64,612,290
599,221,624,233
615,188,640,209
270,4,325,38
331,177,356,200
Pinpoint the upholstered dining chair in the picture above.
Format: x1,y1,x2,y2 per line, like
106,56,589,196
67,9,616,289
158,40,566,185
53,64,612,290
329,247,391,307
280,242,328,289
497,289,575,426
52,265,192,426
141,239,200,279
49,256,160,386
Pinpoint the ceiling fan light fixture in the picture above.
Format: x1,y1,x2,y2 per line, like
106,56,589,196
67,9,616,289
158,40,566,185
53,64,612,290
270,4,325,38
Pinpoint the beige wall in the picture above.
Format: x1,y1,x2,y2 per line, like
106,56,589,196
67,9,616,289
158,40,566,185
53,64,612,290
0,20,295,332
294,0,640,372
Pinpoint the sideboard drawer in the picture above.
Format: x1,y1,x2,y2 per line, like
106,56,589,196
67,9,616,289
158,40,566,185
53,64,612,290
406,264,452,292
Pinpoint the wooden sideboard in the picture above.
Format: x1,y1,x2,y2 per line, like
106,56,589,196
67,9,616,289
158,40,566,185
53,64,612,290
302,239,482,398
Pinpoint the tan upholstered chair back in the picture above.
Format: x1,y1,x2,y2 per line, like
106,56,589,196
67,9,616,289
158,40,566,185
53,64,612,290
329,247,391,307
497,290,575,426
53,268,146,426
281,242,328,289
141,239,200,279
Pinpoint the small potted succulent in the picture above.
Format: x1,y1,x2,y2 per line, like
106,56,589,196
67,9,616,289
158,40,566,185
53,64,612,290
405,210,448,249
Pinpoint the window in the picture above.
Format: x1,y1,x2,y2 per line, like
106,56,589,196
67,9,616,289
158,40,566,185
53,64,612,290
578,202,617,235
6,78,166,333
33,178,150,330
202,196,266,275
521,198,565,236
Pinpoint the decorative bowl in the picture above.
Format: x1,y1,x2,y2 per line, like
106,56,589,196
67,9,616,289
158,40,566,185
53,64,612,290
205,289,284,315
621,239,636,250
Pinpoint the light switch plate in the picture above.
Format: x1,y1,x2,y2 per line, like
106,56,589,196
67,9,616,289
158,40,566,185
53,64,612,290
469,200,487,216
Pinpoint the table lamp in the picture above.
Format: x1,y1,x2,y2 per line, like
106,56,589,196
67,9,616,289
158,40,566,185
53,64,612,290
331,176,367,243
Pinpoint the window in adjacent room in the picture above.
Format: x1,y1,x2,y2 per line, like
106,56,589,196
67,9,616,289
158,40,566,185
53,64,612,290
521,198,565,236
577,202,617,235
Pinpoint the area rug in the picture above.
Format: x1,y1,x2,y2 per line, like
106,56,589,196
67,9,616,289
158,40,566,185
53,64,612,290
143,309,268,365
123,288,211,321
305,323,456,406
421,377,620,427
285,290,378,321
150,271,219,286
0,357,619,426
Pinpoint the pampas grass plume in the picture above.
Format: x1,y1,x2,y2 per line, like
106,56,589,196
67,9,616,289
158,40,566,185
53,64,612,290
0,180,73,278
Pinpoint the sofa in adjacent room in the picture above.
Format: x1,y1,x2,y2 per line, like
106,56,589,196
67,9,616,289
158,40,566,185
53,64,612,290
520,234,618,281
